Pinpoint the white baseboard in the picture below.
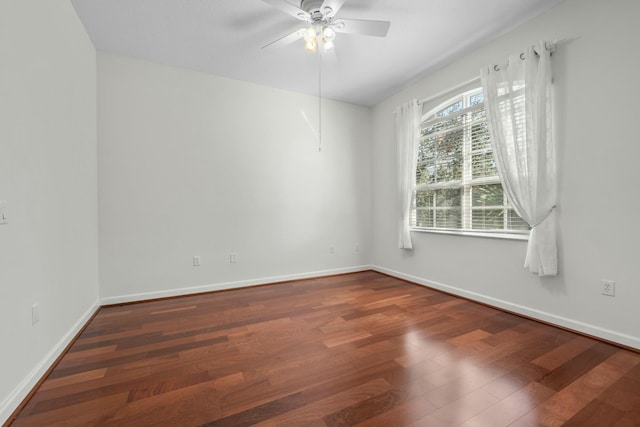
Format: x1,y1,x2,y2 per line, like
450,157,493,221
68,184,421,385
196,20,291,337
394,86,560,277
372,265,640,350
100,265,373,306
0,300,100,425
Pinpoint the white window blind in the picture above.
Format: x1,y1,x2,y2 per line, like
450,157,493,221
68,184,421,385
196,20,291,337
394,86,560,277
411,88,529,234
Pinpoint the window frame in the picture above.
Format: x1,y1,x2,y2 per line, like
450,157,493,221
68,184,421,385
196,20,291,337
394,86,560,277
410,87,530,239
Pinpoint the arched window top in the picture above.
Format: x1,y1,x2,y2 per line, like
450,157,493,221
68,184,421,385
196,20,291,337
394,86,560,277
412,87,529,234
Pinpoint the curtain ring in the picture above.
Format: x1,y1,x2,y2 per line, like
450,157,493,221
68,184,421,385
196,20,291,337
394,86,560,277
493,64,500,71
520,52,525,60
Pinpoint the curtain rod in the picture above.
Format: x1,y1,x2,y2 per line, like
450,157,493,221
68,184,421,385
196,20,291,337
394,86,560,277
419,75,481,105
417,39,564,106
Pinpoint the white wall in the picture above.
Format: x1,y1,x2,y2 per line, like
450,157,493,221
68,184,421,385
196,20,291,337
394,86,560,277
371,0,640,349
0,0,99,422
97,52,372,302
2,2,637,424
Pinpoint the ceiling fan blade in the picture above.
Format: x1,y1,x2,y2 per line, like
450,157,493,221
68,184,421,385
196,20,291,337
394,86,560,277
320,0,346,18
333,18,390,37
261,28,306,50
262,0,311,21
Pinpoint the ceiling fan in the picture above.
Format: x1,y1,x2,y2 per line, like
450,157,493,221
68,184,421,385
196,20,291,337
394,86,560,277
262,0,391,53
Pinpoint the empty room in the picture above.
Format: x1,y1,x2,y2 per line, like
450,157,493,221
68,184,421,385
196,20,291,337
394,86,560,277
1,0,639,426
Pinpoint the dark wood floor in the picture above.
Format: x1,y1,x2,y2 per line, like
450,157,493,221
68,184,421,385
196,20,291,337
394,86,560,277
7,271,640,426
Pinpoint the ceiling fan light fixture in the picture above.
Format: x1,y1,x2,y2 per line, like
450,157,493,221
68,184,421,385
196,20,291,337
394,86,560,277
305,37,317,52
261,0,391,52
322,26,335,40
303,26,317,42
321,26,335,51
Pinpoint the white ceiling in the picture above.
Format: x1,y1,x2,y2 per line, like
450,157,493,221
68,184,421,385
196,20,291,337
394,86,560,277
71,0,564,106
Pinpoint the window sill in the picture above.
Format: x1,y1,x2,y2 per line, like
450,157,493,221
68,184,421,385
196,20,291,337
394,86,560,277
410,227,529,241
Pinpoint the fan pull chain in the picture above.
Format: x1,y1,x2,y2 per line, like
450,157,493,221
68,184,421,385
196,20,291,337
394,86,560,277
318,50,322,153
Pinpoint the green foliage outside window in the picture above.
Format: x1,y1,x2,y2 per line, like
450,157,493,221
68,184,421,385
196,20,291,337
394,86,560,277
412,89,529,234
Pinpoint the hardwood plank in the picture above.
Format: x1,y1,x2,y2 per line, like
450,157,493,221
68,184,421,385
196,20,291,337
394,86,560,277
414,388,500,426
460,381,556,427
531,336,595,371
323,389,403,426
355,395,438,427
252,379,392,426
6,271,640,427
598,371,640,412
11,392,129,427
480,371,531,400
322,330,373,348
150,305,197,315
37,368,108,391
423,363,507,408
511,349,640,426
537,341,619,391
562,399,625,427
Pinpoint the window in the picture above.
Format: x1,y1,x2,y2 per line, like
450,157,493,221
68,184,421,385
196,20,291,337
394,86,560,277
411,88,529,234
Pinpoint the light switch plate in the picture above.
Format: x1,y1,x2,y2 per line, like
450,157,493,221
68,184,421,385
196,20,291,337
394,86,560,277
0,201,7,225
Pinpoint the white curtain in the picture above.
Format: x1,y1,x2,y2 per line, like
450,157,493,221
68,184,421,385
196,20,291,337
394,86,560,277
481,41,558,276
395,99,421,250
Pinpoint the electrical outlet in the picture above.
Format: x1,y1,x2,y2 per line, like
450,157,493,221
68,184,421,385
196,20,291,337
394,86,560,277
601,280,615,297
229,253,238,263
32,303,40,325
193,256,201,267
